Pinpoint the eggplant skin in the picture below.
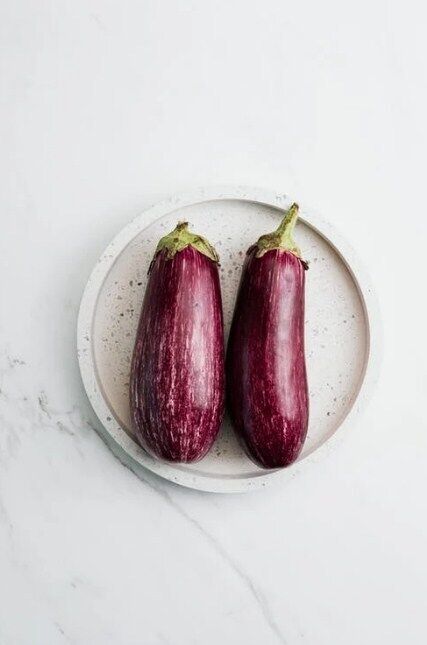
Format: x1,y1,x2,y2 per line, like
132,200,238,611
130,246,225,463
226,247,308,469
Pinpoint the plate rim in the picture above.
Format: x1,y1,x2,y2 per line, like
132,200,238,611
77,185,382,493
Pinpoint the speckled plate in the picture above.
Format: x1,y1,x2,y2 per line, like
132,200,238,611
77,186,381,493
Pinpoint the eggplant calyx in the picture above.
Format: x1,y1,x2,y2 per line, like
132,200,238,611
155,221,219,263
255,203,303,259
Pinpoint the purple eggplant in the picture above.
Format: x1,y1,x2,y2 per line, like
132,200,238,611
226,203,308,469
130,222,224,463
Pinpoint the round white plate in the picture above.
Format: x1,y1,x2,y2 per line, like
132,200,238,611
77,186,381,493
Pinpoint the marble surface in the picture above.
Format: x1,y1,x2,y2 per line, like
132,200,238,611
1,1,427,643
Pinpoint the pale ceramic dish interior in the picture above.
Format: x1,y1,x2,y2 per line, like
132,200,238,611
78,189,374,492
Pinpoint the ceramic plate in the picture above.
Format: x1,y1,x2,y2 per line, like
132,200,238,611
77,186,381,493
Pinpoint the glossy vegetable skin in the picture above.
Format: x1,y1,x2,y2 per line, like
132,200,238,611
226,204,309,468
130,223,225,463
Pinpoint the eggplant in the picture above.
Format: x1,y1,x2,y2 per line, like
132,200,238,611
226,204,308,468
130,222,225,463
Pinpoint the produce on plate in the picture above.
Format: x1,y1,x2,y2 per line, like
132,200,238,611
130,222,225,463
226,203,309,468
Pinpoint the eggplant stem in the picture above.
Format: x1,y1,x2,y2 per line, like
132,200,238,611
255,203,303,259
155,221,219,263
276,203,299,239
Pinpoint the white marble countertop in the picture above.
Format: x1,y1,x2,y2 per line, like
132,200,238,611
1,2,426,644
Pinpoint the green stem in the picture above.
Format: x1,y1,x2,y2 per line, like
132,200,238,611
255,203,302,258
155,221,219,263
276,202,299,238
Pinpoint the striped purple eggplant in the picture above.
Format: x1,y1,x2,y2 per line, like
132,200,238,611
130,222,224,463
226,204,309,469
